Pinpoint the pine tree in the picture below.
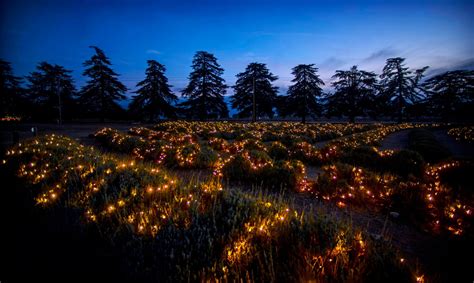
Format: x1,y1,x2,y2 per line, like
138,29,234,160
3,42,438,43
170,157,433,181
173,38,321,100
79,46,127,121
129,60,177,121
231,63,278,120
379,57,428,122
0,59,24,117
423,70,474,121
26,62,76,123
282,64,324,123
180,51,228,119
327,66,377,123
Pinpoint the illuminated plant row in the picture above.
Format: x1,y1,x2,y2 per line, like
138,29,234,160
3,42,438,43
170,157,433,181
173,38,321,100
309,161,473,236
149,121,381,143
3,135,421,282
447,126,474,143
0,116,21,122
93,123,438,193
93,122,474,235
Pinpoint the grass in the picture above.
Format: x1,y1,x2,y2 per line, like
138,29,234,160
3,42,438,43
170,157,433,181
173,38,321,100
2,134,418,282
3,121,473,282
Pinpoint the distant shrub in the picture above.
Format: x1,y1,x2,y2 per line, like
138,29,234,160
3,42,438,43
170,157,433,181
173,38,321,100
267,141,289,160
222,155,252,181
408,129,451,163
243,139,265,151
259,160,305,190
384,150,425,178
195,145,218,168
339,146,382,168
222,152,304,190
389,181,430,225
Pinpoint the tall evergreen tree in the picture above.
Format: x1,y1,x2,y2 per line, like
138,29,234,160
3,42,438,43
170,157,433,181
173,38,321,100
180,51,228,119
26,62,76,122
231,63,278,120
129,60,177,121
423,70,474,121
0,59,24,117
79,46,127,121
326,66,377,123
281,64,324,123
379,57,428,122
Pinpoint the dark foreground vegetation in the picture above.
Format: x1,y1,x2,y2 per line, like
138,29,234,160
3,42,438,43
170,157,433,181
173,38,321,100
2,121,473,282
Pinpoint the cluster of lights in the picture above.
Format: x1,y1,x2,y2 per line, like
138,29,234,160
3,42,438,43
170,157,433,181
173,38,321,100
424,161,472,235
307,159,473,236
447,126,473,143
0,116,21,122
310,164,394,208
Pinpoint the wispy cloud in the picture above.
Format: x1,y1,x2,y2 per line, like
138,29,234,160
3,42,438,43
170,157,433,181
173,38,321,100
146,49,161,55
320,57,346,69
424,57,474,78
362,47,398,63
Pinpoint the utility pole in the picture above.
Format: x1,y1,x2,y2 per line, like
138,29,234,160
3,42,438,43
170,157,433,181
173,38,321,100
252,74,256,122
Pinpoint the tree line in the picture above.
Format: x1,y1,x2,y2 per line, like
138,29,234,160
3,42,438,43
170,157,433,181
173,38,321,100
1,46,473,123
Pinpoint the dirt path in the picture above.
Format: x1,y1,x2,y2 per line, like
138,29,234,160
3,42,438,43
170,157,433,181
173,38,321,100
378,129,411,151
431,129,474,159
379,127,474,159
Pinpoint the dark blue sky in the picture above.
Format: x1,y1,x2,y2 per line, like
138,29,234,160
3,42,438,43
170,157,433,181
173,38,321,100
1,0,473,104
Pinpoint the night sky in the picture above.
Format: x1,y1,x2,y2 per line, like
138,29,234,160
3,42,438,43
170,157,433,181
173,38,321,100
1,0,473,107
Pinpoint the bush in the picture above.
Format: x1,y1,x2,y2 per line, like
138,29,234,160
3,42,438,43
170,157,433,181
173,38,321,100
339,146,382,169
384,150,425,178
389,181,430,225
408,129,451,163
195,145,219,168
222,155,253,182
267,141,289,160
259,160,305,190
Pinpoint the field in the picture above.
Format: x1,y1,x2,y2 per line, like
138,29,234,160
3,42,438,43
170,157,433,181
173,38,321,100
1,122,473,282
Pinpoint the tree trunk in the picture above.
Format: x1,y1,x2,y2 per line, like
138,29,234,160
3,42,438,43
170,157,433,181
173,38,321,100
398,97,403,123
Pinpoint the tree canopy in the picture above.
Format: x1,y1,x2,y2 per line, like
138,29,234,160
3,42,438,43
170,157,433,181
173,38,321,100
231,62,278,119
0,59,24,117
129,60,177,121
379,57,428,122
423,70,474,121
280,64,324,122
79,46,127,121
26,61,76,122
326,66,377,122
180,51,228,119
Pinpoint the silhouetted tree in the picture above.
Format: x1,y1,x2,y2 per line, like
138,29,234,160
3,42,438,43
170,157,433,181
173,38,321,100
231,63,278,120
423,70,474,121
129,60,177,121
281,64,324,123
379,57,428,122
0,59,24,117
79,46,127,121
26,62,76,123
180,51,228,119
326,66,377,122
